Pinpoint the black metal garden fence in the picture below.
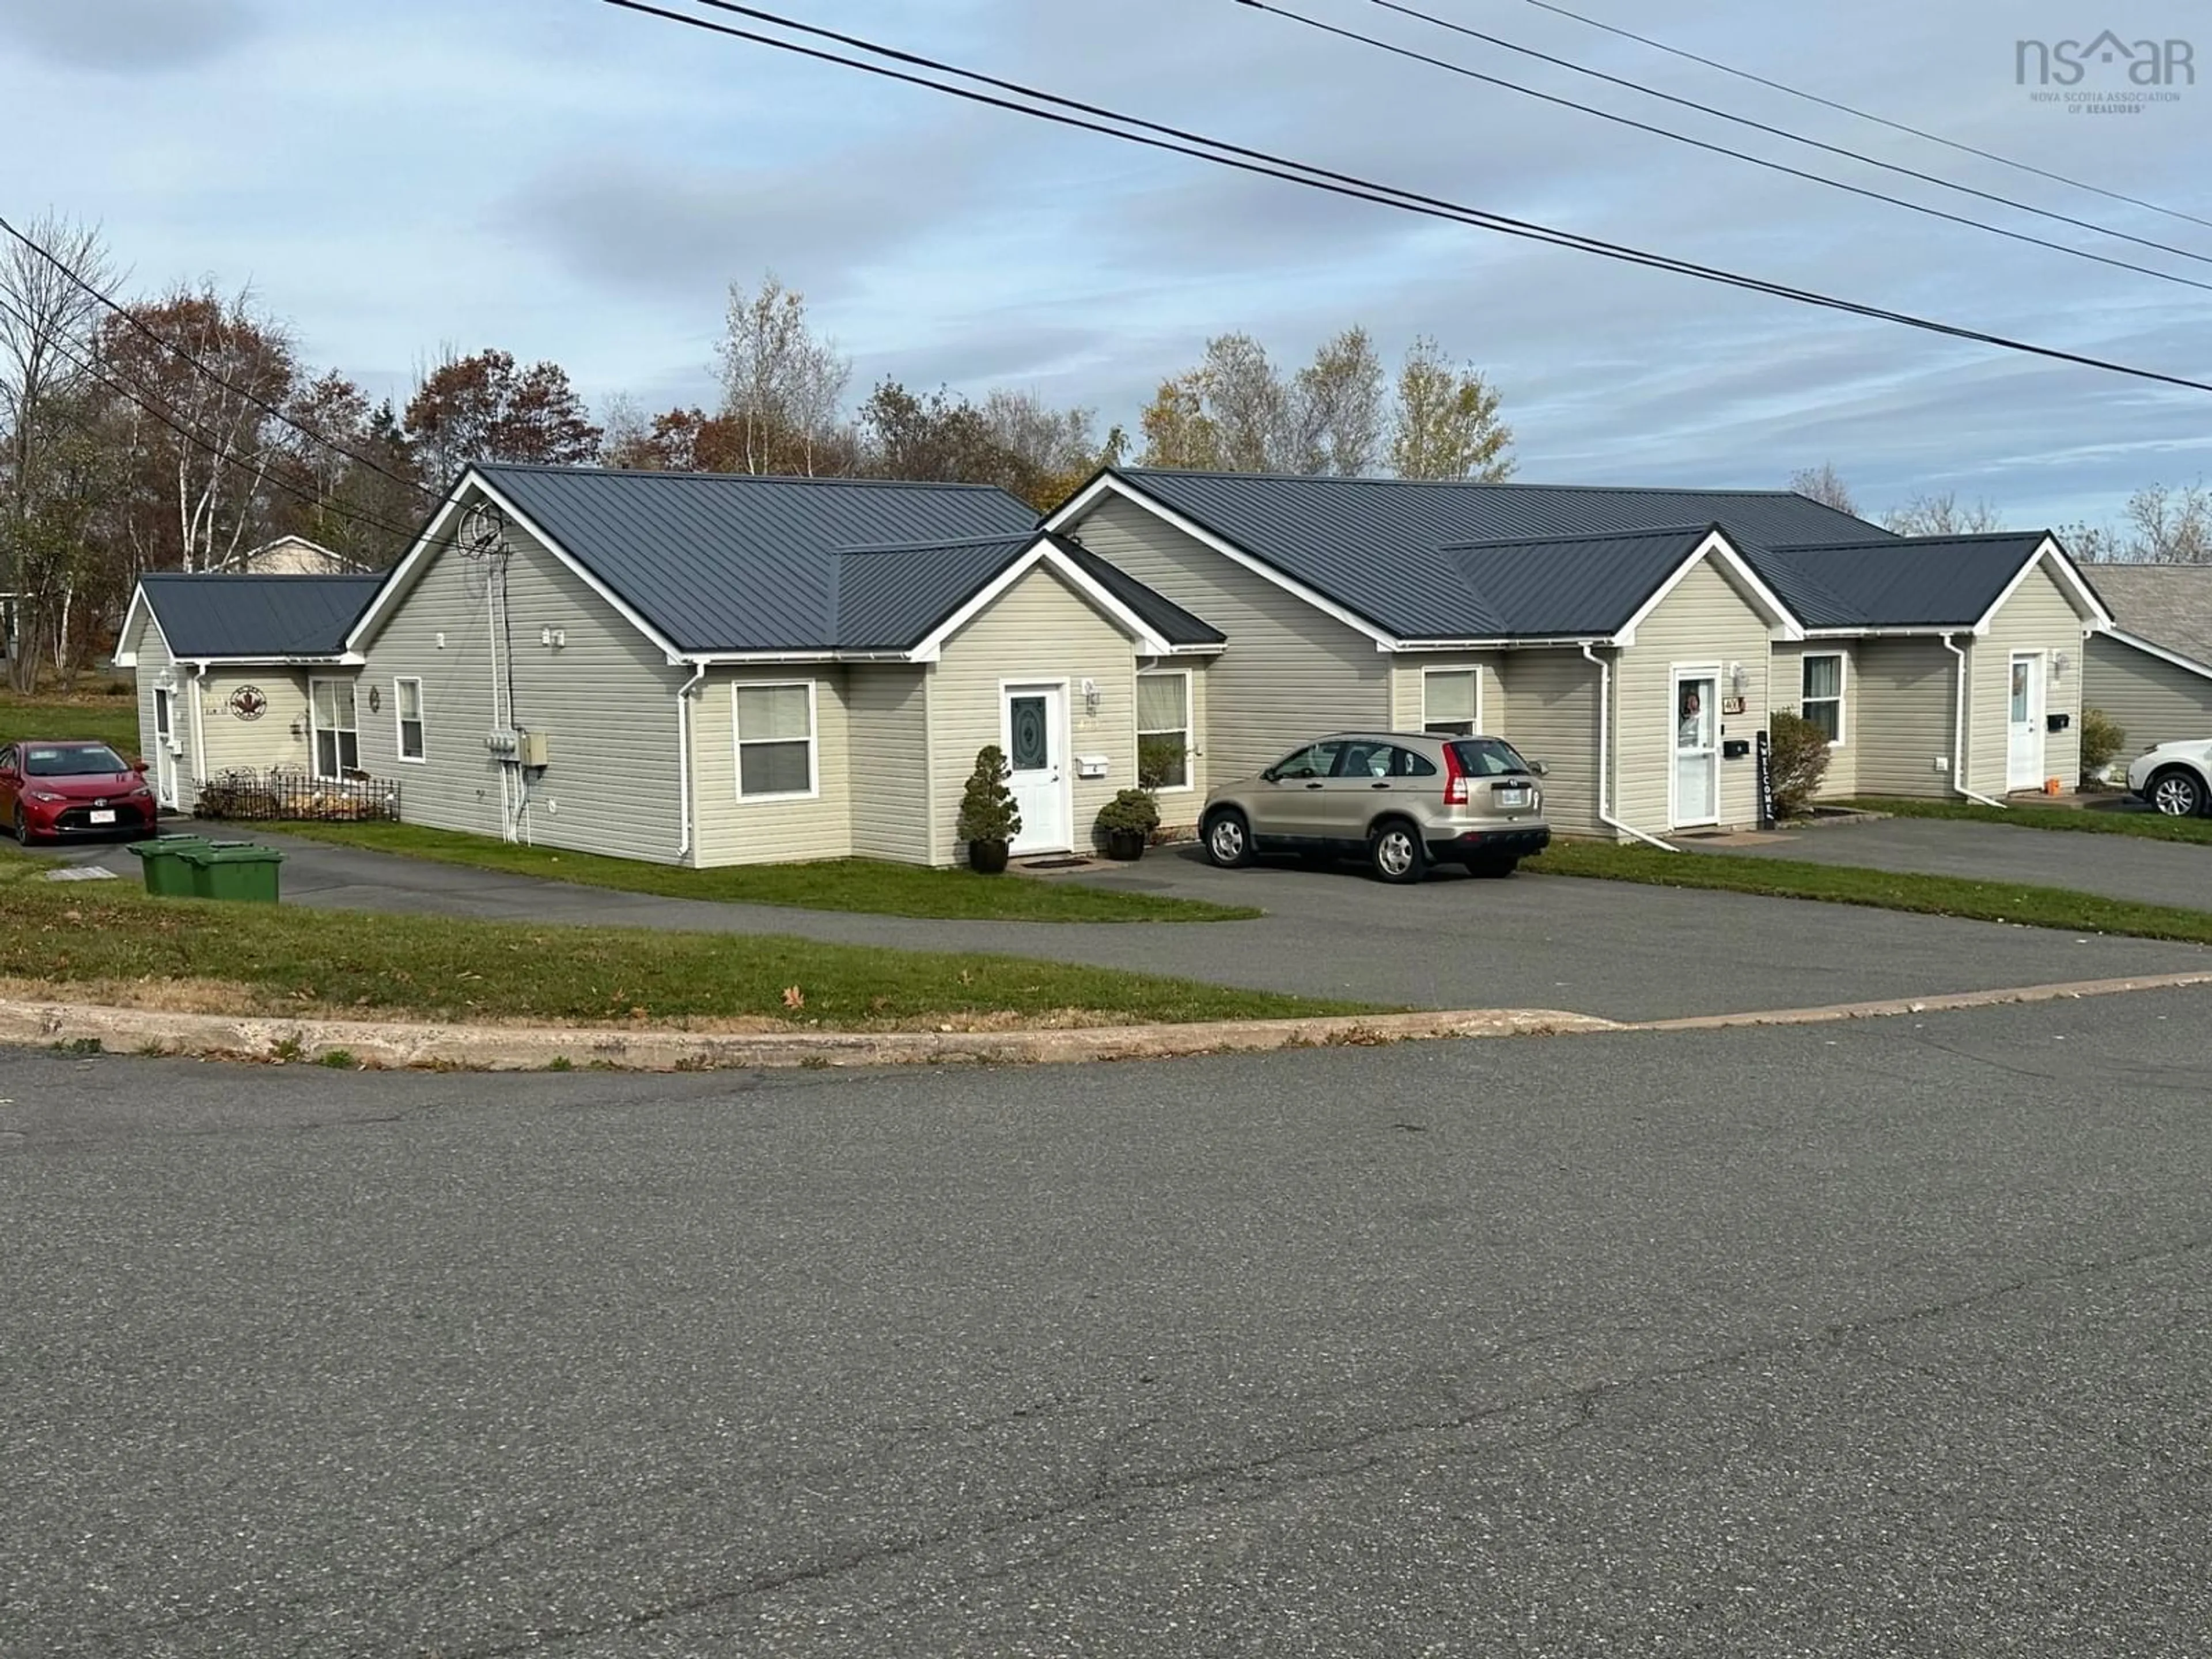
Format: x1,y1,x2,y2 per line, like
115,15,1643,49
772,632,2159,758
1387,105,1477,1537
194,767,402,823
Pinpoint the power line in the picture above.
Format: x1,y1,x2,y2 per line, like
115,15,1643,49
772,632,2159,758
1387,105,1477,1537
600,0,2212,395
1513,0,2212,237
0,212,439,505
1366,0,2212,270
1238,0,2212,297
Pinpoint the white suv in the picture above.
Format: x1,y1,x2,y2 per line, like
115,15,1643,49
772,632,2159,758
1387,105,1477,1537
2127,738,2212,817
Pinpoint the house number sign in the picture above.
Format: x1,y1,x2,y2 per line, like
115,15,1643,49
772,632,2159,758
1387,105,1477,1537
229,685,269,721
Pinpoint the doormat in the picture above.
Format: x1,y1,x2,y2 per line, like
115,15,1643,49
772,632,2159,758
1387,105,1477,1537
1021,857,1095,870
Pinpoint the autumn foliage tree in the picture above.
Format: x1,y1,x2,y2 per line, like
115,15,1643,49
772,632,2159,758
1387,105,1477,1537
403,349,601,484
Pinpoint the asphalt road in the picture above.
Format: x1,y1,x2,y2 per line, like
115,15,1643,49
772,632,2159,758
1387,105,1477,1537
38,832,2212,1021
1691,814,2212,911
5,991,2210,1656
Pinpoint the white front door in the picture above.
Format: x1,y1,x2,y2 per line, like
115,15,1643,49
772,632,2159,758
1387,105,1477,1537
151,685,181,810
1002,684,1070,854
1671,669,1720,827
2006,653,2046,790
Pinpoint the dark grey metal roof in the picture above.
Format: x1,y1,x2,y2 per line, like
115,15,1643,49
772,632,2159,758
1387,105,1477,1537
1748,534,2052,629
136,573,386,658
1061,543,1226,647
1107,468,1882,638
830,535,1032,652
1438,526,1719,637
476,464,1039,653
2084,563,2212,665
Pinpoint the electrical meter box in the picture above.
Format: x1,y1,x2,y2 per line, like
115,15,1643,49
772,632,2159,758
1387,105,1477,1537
517,732,552,768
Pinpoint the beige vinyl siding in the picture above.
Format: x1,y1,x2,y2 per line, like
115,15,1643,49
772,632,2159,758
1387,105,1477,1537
846,664,933,863
126,611,181,802
1613,558,1773,832
2084,632,2212,753
927,563,1136,862
1769,642,1858,799
1851,639,1957,797
1965,558,2084,795
355,496,688,861
691,670,854,867
198,668,319,781
1503,649,1603,836
1066,494,1388,781
1391,654,1507,734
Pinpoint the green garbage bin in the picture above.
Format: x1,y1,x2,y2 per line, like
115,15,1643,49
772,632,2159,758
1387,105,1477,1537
177,844,285,904
124,835,214,898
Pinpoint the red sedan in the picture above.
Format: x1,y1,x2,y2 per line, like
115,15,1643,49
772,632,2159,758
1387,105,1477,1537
0,741,161,843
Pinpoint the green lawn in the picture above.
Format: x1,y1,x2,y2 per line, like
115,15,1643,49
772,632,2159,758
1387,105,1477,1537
0,859,1369,1029
1847,796,2212,847
0,687,141,756
1531,839,2212,943
274,820,1259,924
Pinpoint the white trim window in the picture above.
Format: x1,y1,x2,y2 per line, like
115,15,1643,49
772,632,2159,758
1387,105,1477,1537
1800,652,1845,745
1422,668,1480,737
309,677,359,779
394,677,426,762
733,681,817,799
1136,669,1192,791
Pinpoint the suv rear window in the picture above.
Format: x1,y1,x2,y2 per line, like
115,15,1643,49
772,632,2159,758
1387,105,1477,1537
1449,738,1533,778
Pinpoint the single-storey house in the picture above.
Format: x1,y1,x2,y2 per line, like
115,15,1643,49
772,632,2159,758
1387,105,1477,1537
238,535,365,575
2079,563,2212,753
1044,470,2109,836
113,573,388,812
115,463,2114,864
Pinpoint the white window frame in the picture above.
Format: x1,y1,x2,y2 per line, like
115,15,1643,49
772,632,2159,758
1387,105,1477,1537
1135,668,1194,795
1421,665,1483,737
393,676,426,764
309,676,360,782
732,679,819,802
1800,651,1847,748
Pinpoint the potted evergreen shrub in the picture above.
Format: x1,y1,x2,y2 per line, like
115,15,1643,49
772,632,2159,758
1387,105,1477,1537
956,745,1021,873
1096,787,1160,861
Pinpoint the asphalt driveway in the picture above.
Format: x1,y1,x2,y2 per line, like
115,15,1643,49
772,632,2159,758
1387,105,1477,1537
1692,815,2211,911
32,830,2211,1024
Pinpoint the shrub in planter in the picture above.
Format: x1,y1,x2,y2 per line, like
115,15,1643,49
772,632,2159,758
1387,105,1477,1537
2079,706,2126,787
1767,709,1834,819
1095,787,1161,860
956,745,1021,873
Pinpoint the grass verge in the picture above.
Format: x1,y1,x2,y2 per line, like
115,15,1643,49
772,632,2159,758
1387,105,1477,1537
1531,839,2212,944
0,860,1363,1029
0,687,141,756
271,821,1259,924
1847,795,2212,847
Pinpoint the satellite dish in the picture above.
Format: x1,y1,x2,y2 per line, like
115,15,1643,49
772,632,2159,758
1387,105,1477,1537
459,501,507,560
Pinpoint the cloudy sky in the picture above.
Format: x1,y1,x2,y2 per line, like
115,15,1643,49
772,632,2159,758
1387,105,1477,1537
3,0,2209,527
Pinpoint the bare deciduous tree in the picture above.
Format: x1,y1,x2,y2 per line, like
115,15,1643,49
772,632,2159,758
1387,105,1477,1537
1787,463,1859,516
715,273,851,476
1880,491,2004,536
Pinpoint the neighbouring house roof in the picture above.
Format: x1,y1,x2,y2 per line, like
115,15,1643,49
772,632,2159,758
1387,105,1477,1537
126,573,387,661
1750,534,2069,630
238,535,363,575
2081,563,2212,668
468,464,1042,654
1070,468,1882,641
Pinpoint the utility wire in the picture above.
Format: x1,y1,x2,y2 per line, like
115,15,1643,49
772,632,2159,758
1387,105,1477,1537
1513,0,2212,237
1239,0,2212,297
0,212,440,505
1368,0,2212,269
600,0,2212,395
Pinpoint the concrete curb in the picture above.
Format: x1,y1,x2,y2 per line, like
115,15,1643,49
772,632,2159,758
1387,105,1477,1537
0,999,1620,1072
4,971,2206,1073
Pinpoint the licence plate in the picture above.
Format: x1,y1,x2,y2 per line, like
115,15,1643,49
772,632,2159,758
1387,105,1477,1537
1497,789,1529,809
88,809,116,824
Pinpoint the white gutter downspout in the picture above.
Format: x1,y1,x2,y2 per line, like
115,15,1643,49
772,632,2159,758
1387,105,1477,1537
1582,643,1676,852
188,661,210,793
1941,631,2008,809
675,663,707,862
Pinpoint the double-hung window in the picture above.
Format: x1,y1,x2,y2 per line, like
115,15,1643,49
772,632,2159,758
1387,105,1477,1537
395,677,426,762
1136,671,1192,791
1801,653,1845,744
1422,668,1480,737
734,682,816,798
310,679,359,779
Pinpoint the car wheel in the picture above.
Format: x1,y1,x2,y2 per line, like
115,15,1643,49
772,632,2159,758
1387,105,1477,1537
1204,809,1255,869
1368,818,1427,884
10,808,28,847
1465,854,1518,878
2149,767,2207,818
